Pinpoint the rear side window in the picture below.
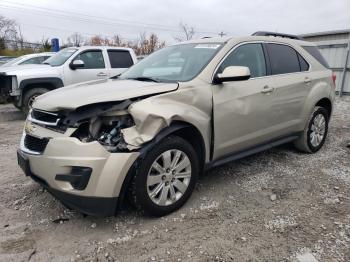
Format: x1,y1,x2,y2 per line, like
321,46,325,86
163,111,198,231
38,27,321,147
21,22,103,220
298,54,309,71
219,43,267,78
266,44,300,75
302,46,329,68
108,50,134,68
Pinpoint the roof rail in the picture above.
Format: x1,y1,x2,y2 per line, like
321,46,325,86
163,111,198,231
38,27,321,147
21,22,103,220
252,31,303,40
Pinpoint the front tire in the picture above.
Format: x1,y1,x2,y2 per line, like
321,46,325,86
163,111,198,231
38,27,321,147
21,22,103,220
22,88,49,114
130,136,199,217
294,106,329,153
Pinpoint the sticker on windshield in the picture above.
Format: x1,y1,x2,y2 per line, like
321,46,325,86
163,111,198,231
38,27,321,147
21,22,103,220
194,44,221,49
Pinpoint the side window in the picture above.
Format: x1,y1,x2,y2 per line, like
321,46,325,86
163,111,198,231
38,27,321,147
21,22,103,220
298,54,309,71
74,50,105,69
108,50,134,68
267,44,300,75
219,43,266,78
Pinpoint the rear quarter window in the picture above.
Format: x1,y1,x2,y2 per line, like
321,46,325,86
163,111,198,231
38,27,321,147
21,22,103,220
108,50,134,68
297,54,309,71
302,46,329,68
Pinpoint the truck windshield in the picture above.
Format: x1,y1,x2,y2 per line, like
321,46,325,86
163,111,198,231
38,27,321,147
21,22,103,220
45,48,78,66
119,43,222,82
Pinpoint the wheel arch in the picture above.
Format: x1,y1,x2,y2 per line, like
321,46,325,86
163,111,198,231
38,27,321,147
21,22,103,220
116,121,207,212
315,97,333,117
19,78,64,106
299,81,333,131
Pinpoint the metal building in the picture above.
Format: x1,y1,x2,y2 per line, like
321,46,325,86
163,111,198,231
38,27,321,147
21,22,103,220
300,29,350,96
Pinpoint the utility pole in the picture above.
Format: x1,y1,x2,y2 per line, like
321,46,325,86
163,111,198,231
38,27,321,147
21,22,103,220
218,31,226,37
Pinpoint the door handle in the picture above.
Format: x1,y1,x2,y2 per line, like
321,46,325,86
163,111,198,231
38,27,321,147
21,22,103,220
97,72,107,77
304,77,312,84
261,85,275,94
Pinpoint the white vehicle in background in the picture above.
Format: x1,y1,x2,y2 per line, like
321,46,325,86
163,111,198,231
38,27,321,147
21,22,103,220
1,52,54,67
0,46,137,112
0,56,16,66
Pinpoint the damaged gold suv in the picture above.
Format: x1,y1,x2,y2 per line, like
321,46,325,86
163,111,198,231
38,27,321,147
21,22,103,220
17,32,335,216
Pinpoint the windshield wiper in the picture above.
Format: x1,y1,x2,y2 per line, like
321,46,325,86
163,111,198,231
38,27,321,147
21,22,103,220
126,76,160,83
111,73,121,79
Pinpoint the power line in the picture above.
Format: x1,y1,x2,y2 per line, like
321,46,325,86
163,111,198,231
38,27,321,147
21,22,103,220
0,0,226,35
0,0,183,31
20,22,138,42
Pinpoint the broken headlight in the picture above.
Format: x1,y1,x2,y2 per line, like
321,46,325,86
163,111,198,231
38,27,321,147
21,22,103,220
71,114,134,152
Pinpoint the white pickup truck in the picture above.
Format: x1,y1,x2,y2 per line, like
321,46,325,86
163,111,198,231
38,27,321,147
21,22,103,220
0,46,137,112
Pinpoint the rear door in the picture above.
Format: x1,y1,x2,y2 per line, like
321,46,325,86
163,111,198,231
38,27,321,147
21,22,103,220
212,43,278,159
107,50,134,77
65,49,108,85
264,43,311,135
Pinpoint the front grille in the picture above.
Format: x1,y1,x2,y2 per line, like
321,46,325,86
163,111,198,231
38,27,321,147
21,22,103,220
31,109,60,124
24,134,50,153
30,109,67,133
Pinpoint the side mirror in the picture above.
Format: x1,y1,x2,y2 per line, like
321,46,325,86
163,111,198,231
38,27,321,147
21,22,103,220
70,59,84,70
214,66,251,84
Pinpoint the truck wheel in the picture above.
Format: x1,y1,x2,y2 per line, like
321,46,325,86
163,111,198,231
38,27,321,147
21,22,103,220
22,88,49,114
130,136,199,217
294,106,329,153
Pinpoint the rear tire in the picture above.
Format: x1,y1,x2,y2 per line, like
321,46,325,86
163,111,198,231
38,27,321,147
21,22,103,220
130,136,199,217
22,88,49,114
294,106,329,153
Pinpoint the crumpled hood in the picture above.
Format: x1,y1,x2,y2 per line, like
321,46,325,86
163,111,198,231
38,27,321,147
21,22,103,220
0,64,52,74
33,79,179,111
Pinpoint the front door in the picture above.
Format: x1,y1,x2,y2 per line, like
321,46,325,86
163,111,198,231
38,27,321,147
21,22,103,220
212,43,278,160
65,49,108,85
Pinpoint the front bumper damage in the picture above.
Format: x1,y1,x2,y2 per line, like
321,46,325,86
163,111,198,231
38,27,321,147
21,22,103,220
18,133,139,216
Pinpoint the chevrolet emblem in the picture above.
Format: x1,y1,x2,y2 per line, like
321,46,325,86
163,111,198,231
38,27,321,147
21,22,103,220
25,121,37,134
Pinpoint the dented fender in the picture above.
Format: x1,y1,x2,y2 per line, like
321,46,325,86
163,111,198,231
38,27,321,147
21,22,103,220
121,84,213,162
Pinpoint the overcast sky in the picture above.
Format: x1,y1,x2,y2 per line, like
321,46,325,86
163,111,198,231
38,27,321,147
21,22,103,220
1,0,350,45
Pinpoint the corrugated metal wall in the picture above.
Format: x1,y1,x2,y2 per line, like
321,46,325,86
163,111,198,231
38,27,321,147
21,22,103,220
303,32,350,95
304,32,350,42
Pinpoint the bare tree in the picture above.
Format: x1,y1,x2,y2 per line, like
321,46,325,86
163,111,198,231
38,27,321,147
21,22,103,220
134,32,165,55
112,35,123,46
67,32,84,47
88,33,165,55
17,25,25,49
174,22,195,42
0,15,18,50
89,35,113,46
90,35,103,46
41,38,52,51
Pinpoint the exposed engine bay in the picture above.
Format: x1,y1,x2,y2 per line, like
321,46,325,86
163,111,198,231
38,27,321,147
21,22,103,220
72,113,135,152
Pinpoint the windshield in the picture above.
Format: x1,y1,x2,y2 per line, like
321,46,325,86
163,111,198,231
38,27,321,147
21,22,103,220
120,43,222,82
1,56,23,67
45,48,78,66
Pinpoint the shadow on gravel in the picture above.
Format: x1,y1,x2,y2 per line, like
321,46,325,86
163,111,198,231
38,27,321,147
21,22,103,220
0,104,25,122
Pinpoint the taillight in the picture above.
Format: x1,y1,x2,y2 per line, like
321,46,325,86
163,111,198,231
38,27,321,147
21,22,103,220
332,72,336,87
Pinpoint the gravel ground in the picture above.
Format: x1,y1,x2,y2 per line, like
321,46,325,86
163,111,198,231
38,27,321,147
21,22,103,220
0,98,349,262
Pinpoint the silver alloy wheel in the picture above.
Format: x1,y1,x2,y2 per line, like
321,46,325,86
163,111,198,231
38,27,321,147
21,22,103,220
310,113,326,147
147,149,192,206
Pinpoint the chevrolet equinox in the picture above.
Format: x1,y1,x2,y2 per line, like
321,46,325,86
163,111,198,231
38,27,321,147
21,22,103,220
17,32,335,217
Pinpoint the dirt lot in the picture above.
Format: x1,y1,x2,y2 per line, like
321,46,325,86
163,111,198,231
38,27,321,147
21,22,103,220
0,98,349,262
